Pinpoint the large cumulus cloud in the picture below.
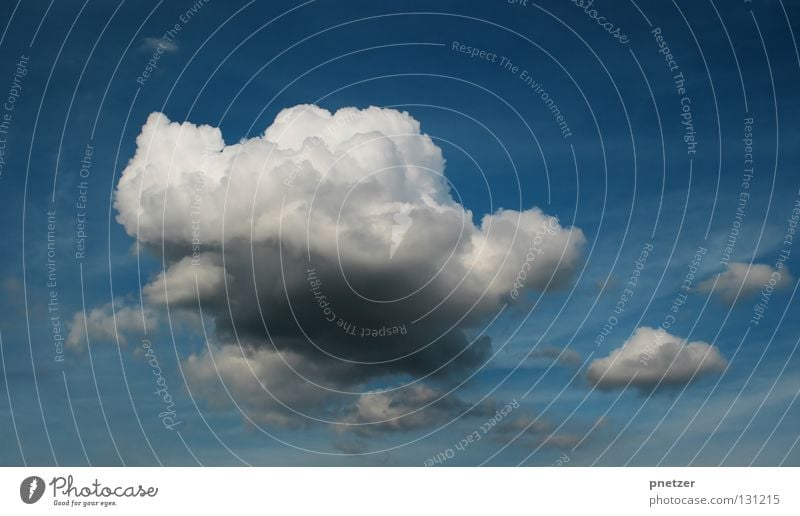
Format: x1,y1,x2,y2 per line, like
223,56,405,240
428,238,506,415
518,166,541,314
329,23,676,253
113,105,585,433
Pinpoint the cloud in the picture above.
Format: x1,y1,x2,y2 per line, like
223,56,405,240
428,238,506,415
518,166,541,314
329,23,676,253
331,438,369,455
525,345,582,367
337,384,494,437
140,37,178,53
143,255,227,307
697,262,792,305
113,105,585,430
493,413,553,437
490,412,586,450
66,302,155,351
539,433,581,448
183,344,494,434
586,327,727,391
183,344,339,427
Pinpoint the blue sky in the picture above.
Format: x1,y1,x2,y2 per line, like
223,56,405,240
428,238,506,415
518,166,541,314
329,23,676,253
0,0,799,466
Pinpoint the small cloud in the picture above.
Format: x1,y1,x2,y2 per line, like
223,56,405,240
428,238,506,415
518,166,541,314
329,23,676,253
594,415,610,428
332,438,368,454
491,412,589,450
530,345,582,367
697,262,792,305
143,255,227,307
140,36,178,53
594,275,618,293
493,413,553,439
540,433,581,449
337,385,495,437
586,327,727,392
66,302,155,351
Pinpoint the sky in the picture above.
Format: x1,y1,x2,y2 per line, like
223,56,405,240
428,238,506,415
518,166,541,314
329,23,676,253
0,0,798,466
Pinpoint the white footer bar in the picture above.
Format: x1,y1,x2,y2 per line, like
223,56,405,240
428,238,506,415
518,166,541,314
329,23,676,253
1,467,797,515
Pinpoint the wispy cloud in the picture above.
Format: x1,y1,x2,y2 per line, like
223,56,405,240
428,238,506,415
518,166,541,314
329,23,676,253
140,36,178,53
